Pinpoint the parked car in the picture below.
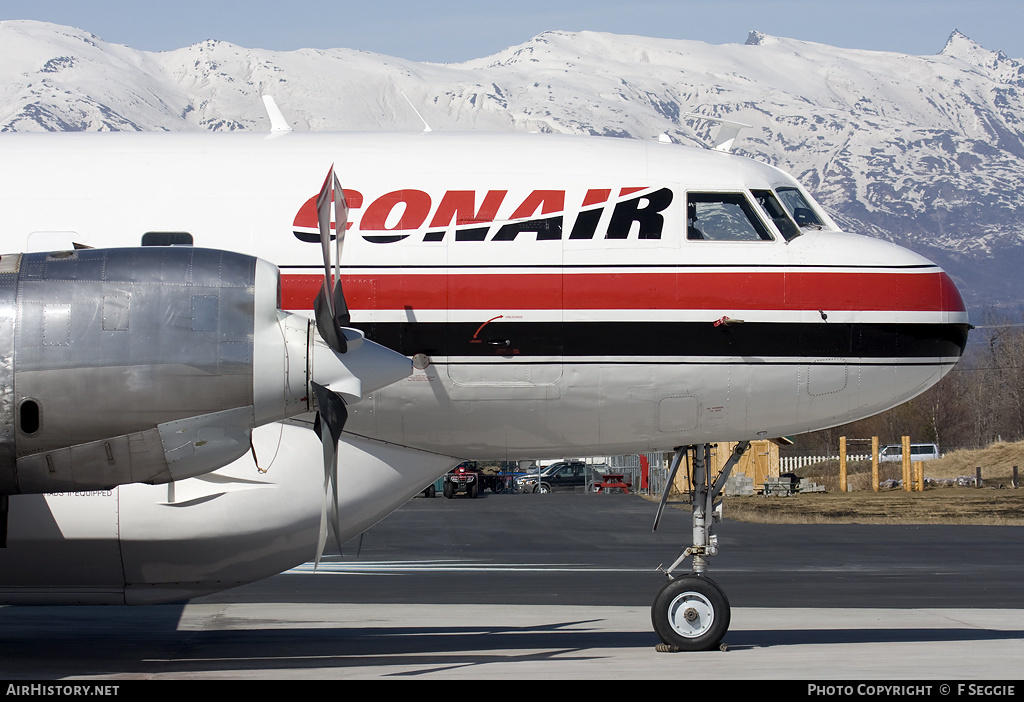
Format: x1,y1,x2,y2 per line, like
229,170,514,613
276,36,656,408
515,460,613,493
418,476,444,498
878,443,940,462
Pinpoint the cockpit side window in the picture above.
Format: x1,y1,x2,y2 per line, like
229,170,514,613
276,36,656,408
752,189,801,241
686,193,774,242
775,188,826,230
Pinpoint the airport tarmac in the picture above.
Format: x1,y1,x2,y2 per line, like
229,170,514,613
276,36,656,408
2,492,1023,680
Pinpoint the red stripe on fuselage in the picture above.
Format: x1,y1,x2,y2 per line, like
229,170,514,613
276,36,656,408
280,270,966,313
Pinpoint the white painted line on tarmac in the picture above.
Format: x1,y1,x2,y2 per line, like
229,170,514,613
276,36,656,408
287,559,651,574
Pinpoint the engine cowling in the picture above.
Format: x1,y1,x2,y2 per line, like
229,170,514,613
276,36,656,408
0,247,410,495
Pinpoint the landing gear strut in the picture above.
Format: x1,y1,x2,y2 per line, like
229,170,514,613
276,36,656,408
651,441,749,651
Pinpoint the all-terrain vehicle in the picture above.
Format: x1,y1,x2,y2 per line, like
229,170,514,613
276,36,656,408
444,461,484,498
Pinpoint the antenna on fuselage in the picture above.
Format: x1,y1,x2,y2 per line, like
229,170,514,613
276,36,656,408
684,113,751,152
399,91,433,133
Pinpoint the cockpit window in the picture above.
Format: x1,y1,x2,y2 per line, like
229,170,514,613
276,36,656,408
752,189,801,241
775,188,826,230
686,193,774,242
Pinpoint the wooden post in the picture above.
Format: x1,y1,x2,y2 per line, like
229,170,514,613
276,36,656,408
839,436,847,493
914,460,923,492
1014,466,1019,489
902,436,911,492
871,436,879,492
976,466,982,488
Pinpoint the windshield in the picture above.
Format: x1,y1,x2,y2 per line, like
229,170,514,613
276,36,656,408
752,189,801,241
775,187,826,230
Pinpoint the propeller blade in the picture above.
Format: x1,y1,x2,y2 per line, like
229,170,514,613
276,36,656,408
311,381,348,569
313,289,346,354
331,170,348,287
332,273,350,328
314,166,350,353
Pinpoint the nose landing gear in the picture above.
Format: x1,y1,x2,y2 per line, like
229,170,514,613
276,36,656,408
651,441,749,651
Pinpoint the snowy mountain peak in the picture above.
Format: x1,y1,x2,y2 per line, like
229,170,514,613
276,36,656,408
942,29,1008,65
939,29,1024,88
745,31,769,46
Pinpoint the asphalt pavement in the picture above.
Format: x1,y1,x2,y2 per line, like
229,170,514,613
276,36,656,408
2,491,1023,680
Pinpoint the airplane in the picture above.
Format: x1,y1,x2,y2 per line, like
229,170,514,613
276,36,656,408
0,123,969,651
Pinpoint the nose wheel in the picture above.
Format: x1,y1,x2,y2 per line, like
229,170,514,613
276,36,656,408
651,441,748,651
651,574,730,651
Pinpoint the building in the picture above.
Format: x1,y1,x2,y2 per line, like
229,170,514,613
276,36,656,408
671,439,788,494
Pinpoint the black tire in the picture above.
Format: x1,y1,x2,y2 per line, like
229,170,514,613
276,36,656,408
651,575,730,651
443,481,455,499
533,483,551,494
467,481,479,498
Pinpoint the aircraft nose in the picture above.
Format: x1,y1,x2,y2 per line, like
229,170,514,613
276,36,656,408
881,240,970,361
920,268,971,360
873,245,969,360
788,232,970,361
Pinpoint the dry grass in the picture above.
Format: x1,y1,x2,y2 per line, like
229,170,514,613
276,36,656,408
794,439,1024,489
723,489,1024,525
662,440,1024,525
921,439,1024,482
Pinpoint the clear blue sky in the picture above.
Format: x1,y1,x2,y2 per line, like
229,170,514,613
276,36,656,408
4,0,1022,62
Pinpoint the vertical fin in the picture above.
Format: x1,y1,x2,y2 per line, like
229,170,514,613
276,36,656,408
262,95,293,133
684,113,752,152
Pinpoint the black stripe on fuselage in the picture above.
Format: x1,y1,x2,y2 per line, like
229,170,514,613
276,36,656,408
354,321,970,360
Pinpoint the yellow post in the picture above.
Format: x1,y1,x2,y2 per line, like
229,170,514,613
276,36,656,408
902,435,911,492
839,436,847,493
871,436,879,492
914,460,924,492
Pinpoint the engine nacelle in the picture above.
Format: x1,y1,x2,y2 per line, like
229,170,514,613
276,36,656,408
0,424,460,604
0,247,410,495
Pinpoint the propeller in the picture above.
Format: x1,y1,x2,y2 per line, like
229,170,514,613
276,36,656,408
304,166,413,566
311,165,352,567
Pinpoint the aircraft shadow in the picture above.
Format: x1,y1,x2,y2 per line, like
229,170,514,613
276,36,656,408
725,627,1024,650
1,605,1022,677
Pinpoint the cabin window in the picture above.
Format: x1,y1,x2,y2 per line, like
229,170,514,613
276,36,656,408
19,399,40,435
752,190,801,241
775,188,826,230
686,193,773,241
142,232,194,246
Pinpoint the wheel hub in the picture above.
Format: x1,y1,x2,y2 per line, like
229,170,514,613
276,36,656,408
668,592,714,637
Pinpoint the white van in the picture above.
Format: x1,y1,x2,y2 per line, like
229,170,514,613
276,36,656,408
878,443,940,462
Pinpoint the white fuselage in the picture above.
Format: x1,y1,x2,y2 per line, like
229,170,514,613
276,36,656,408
0,131,969,603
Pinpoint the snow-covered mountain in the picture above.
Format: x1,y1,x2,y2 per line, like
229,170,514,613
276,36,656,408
2,20,1022,312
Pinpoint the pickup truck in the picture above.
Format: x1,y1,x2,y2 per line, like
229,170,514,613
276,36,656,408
514,460,614,493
